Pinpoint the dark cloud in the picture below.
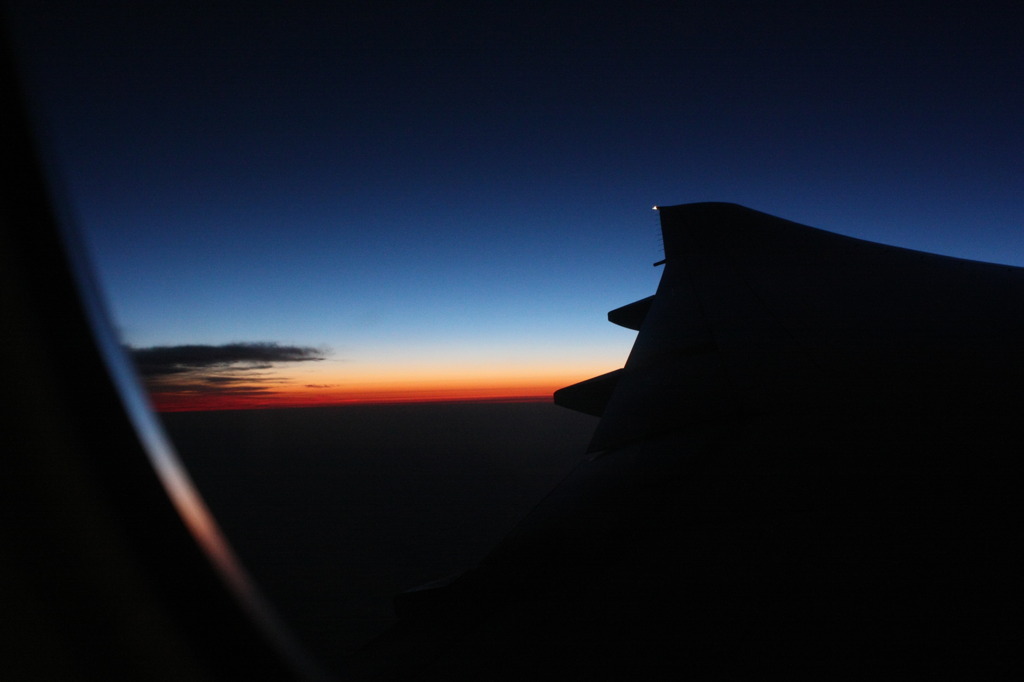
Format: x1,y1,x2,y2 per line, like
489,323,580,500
125,342,328,405
128,342,326,377
201,375,274,385
152,381,275,395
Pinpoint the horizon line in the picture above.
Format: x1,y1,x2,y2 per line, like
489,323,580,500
152,393,556,414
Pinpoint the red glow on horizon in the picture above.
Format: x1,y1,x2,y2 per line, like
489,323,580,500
149,387,558,413
141,363,604,413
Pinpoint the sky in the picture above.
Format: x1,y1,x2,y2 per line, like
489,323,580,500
8,1,1023,410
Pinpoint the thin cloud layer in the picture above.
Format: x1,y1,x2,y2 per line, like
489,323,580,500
126,342,328,409
130,342,326,377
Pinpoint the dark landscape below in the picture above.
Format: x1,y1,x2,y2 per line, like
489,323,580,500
160,401,597,675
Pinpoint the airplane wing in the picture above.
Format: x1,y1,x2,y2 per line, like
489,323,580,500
354,203,1024,679
8,0,1018,672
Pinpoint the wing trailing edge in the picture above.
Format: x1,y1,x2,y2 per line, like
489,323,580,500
606,296,653,330
552,369,621,417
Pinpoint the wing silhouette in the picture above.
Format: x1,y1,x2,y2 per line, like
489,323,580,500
359,203,1024,679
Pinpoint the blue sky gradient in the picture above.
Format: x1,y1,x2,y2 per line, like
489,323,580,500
10,1,1022,404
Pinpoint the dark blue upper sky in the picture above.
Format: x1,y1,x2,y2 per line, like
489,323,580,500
9,1,1023,398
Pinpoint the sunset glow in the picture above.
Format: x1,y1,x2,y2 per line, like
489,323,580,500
18,2,1021,416
148,387,557,412
130,339,622,412
144,366,604,412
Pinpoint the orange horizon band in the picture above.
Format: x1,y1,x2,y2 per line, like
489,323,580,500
148,389,558,413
